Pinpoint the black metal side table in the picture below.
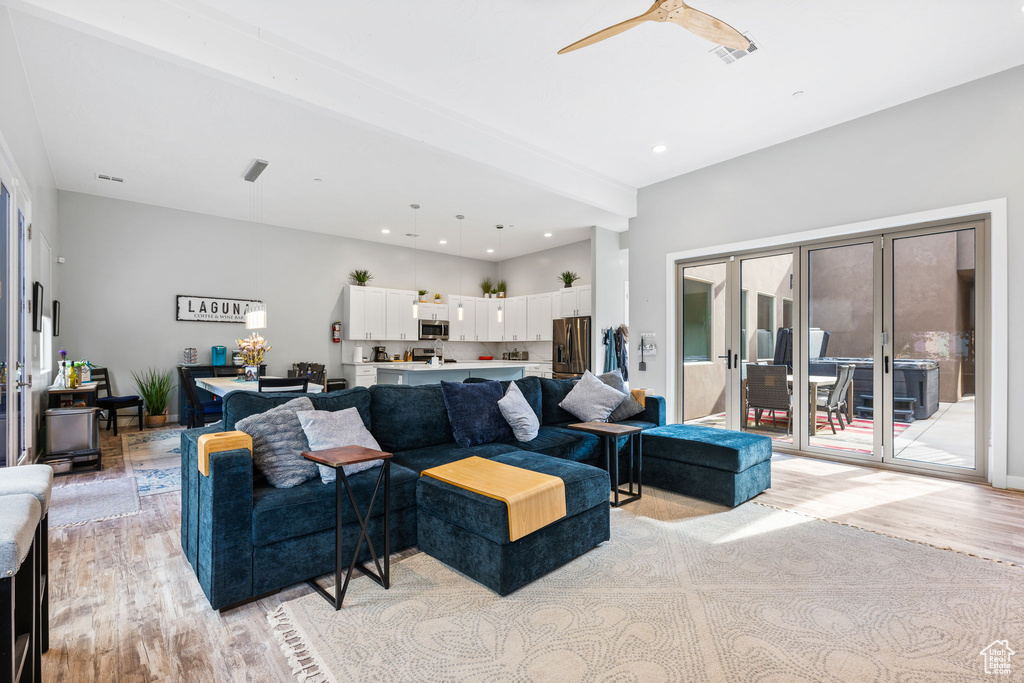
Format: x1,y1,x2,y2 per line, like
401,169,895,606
301,445,392,610
566,422,642,507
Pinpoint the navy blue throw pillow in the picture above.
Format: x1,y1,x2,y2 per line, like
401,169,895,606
440,380,514,448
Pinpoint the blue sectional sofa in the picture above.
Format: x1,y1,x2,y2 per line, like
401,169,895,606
180,376,666,610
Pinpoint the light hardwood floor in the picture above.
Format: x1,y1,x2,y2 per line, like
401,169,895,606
42,428,1024,681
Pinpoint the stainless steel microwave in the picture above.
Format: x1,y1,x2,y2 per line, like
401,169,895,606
418,319,449,341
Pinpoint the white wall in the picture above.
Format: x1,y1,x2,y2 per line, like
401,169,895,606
629,64,1024,475
496,239,590,296
0,7,60,458
57,191,501,416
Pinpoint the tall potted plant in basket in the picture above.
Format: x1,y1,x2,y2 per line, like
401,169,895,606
132,368,175,426
237,333,272,382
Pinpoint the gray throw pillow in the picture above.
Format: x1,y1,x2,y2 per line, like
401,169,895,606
599,369,646,422
558,370,627,422
497,381,540,442
235,396,318,489
297,408,383,483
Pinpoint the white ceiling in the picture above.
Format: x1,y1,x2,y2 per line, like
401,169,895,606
7,0,1024,258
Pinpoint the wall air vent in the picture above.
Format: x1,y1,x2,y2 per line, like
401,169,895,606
711,33,759,65
96,173,124,183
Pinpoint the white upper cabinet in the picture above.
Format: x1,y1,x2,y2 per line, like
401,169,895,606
474,299,490,341
527,293,553,342
449,296,477,341
385,289,418,341
557,285,591,318
417,302,449,321
576,284,592,316
343,285,388,340
487,298,505,341
503,297,528,342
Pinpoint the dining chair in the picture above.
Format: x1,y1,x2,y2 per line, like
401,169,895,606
816,364,854,434
257,376,309,393
179,366,223,429
745,365,792,433
92,367,144,436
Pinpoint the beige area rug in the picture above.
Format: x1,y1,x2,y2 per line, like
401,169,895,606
269,489,1024,682
122,429,183,496
49,478,141,528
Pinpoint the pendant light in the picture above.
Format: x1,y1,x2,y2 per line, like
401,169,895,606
245,160,268,329
456,214,465,321
409,204,421,319
496,224,504,323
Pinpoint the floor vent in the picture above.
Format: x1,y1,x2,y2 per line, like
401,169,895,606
711,33,759,64
97,174,124,183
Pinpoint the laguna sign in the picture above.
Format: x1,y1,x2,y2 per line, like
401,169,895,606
176,295,263,323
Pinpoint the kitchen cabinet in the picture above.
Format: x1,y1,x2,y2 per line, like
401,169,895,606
385,289,418,341
487,298,505,341
503,297,528,342
557,285,591,318
344,285,387,340
449,296,477,341
526,293,553,342
340,363,377,389
474,299,490,341
417,302,449,321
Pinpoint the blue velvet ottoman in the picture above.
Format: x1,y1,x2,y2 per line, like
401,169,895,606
642,425,772,507
416,451,610,596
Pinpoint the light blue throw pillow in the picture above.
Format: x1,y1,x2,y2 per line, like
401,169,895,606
297,408,383,483
498,381,540,442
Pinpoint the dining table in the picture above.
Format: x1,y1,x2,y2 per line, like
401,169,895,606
194,376,323,398
741,374,853,432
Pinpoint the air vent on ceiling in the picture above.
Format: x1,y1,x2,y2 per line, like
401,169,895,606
711,33,759,65
97,173,124,183
244,159,269,182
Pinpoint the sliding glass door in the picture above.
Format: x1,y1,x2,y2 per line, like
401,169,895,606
676,217,987,479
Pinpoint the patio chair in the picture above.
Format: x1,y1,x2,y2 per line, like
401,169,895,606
816,364,853,434
746,365,792,433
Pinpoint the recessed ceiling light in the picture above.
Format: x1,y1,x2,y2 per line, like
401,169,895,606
439,240,447,245
487,249,494,253
544,232,553,238
651,144,668,154
381,228,390,234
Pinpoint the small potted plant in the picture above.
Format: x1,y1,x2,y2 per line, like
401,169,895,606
496,280,506,298
349,269,373,286
559,271,580,288
433,293,443,302
481,278,494,298
418,289,429,302
236,333,272,381
132,368,175,426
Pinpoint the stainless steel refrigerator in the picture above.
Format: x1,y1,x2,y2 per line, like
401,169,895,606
552,316,591,379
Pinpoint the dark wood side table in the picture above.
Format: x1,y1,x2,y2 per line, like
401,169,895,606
301,446,393,610
566,422,642,507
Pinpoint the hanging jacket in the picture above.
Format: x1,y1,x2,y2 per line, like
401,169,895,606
604,327,618,373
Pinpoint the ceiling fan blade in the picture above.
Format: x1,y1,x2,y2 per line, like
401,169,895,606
558,14,651,54
669,6,750,50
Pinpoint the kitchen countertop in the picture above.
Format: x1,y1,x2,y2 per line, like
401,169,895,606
372,361,547,372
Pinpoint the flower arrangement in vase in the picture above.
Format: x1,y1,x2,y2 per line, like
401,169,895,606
236,333,272,381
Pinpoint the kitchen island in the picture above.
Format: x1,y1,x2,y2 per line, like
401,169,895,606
370,361,533,386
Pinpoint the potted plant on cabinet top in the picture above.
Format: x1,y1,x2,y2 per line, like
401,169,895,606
349,269,373,286
481,278,494,298
496,280,507,298
433,293,443,302
132,368,175,426
418,289,429,302
559,271,580,288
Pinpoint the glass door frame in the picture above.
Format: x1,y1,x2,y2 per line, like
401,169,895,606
1,169,32,467
674,215,990,483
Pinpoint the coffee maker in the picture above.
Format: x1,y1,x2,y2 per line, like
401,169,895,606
371,346,389,362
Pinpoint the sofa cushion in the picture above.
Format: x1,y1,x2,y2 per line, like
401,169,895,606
311,388,373,429
558,371,627,423
297,407,382,482
392,442,524,474
514,426,601,462
236,396,318,488
371,384,453,452
598,369,645,422
497,381,540,442
416,450,609,546
251,462,419,547
222,387,371,431
441,380,514,448
538,377,580,425
642,424,773,473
